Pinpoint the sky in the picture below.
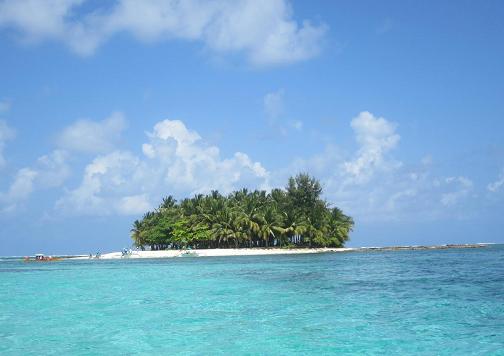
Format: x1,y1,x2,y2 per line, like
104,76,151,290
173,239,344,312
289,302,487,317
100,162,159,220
0,0,503,255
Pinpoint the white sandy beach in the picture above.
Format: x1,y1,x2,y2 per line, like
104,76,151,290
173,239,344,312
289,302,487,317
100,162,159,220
78,243,488,260
96,247,355,259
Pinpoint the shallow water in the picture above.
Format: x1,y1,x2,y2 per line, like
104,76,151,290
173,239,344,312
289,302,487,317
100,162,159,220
1,246,503,355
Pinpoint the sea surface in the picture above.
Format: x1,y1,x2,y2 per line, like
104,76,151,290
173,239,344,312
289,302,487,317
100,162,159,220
1,245,503,355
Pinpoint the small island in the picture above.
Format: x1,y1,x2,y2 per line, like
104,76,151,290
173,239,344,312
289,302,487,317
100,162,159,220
130,174,354,251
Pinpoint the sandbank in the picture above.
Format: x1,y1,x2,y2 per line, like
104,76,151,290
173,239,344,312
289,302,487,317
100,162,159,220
74,243,488,260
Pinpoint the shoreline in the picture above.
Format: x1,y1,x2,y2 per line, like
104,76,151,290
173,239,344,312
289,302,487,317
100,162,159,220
72,243,490,260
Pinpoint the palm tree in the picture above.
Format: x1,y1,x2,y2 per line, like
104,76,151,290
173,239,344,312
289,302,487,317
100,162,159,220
130,220,145,249
235,190,265,247
279,216,307,247
130,174,354,250
256,203,283,247
159,195,177,210
330,208,354,246
210,207,245,248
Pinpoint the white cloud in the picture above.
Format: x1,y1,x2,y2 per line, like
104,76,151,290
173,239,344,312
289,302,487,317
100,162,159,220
0,120,16,168
57,118,269,216
145,119,269,194
0,150,70,212
440,176,473,206
276,111,405,220
142,143,155,159
0,0,79,38
343,111,401,184
487,170,504,193
0,0,327,65
56,112,126,154
0,168,37,212
35,150,71,188
0,121,70,212
0,0,106,55
0,107,484,222
116,194,152,215
281,111,479,222
150,119,200,145
56,151,141,215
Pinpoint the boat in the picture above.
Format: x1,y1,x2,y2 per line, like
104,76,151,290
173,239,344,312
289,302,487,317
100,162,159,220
24,254,62,262
180,250,199,257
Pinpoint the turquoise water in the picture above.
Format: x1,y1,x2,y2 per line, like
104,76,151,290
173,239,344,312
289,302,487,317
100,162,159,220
1,246,504,355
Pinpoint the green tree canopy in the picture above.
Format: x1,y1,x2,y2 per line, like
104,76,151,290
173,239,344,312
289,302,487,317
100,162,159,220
131,174,353,250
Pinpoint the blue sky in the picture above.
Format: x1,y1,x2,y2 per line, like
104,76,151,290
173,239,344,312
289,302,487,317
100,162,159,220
0,0,503,255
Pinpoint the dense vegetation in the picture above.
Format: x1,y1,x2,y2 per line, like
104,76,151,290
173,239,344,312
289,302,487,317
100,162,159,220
131,174,354,250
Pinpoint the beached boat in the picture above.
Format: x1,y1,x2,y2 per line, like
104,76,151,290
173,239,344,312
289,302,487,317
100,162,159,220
180,251,199,257
24,254,62,262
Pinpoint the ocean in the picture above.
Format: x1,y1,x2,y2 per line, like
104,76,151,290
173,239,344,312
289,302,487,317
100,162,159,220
1,245,503,355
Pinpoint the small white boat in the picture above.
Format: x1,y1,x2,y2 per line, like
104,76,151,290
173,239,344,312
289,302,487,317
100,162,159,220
180,251,199,257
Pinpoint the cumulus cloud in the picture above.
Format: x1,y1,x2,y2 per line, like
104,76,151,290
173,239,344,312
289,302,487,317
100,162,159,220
0,120,15,168
343,111,401,184
276,111,403,219
281,111,478,222
0,168,37,212
0,0,327,65
35,150,71,188
55,151,141,215
0,108,483,221
487,170,504,193
116,194,152,215
0,150,70,212
56,112,126,154
57,118,269,216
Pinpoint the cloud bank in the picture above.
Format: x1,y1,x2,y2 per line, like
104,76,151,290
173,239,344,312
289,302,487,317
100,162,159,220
488,170,504,193
0,0,327,66
343,111,401,184
56,118,269,215
0,150,70,212
0,110,495,222
287,111,476,222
